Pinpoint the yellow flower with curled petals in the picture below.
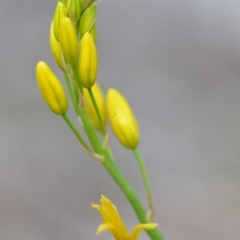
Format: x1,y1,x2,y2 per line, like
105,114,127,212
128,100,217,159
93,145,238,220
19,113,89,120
92,195,158,240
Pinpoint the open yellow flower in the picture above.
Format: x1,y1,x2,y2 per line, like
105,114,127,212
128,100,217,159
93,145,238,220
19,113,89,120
92,195,158,240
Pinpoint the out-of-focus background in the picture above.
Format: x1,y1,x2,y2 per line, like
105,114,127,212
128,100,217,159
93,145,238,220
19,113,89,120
0,0,240,239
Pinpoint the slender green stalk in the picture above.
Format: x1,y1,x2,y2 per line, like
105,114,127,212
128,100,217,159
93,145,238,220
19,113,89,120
69,60,164,240
78,104,103,154
62,113,91,152
63,72,79,113
70,68,102,154
133,148,153,205
72,64,83,94
103,152,165,240
88,87,106,136
73,84,80,108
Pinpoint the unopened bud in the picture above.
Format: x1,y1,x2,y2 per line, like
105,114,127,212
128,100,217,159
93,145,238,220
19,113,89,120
81,0,94,12
83,83,107,131
59,17,78,65
60,0,68,6
36,61,68,115
106,89,139,149
78,32,98,88
49,21,64,70
67,0,82,21
53,2,67,41
79,2,96,35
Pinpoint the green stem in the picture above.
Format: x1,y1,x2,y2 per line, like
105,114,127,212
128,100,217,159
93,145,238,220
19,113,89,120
78,106,103,154
68,64,164,240
62,113,91,152
70,67,102,153
88,88,106,136
63,72,79,113
133,148,153,202
72,64,83,94
103,152,165,240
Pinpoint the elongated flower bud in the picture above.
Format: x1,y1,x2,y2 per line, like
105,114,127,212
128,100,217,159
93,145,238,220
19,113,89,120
59,17,78,65
83,83,107,131
49,21,64,70
89,22,97,42
60,0,68,6
67,0,82,21
79,2,96,35
36,61,68,115
106,89,139,149
78,32,98,88
53,2,67,41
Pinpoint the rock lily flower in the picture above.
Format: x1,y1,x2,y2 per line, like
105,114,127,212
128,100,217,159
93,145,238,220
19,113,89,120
92,195,158,240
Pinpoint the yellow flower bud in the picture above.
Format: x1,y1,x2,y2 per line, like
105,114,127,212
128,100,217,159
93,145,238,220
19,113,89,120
59,17,78,65
83,83,107,131
36,61,68,115
106,89,139,149
53,2,67,41
89,22,97,42
81,0,94,12
78,32,98,88
67,0,82,21
79,2,96,35
60,0,68,6
49,21,64,70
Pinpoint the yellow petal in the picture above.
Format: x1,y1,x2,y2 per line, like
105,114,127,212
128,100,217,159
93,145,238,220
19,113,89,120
130,223,158,240
100,195,129,238
96,223,119,239
91,203,110,223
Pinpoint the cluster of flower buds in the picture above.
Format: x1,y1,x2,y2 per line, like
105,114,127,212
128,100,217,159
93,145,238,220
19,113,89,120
36,0,140,150
35,3,160,238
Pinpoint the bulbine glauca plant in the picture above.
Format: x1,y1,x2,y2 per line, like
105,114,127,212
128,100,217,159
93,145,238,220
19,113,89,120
36,0,165,239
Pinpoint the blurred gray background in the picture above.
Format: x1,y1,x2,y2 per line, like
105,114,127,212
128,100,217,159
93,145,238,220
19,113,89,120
0,0,240,239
